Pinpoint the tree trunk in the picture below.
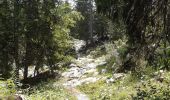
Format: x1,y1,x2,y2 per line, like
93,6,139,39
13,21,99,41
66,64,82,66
24,65,28,79
13,0,20,82
89,0,94,44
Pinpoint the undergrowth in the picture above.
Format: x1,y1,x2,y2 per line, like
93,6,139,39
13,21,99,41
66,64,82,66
0,79,76,100
0,79,16,98
77,74,137,100
25,80,76,100
78,68,170,100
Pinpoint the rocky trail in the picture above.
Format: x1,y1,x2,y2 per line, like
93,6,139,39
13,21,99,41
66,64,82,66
14,39,122,100
61,55,107,100
60,39,108,100
5,39,123,100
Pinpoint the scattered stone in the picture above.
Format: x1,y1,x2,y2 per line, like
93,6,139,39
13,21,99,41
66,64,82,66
106,78,115,84
93,72,99,76
156,76,164,83
160,70,164,73
80,77,99,85
85,69,97,74
101,69,107,74
0,83,6,87
62,39,114,89
85,63,96,69
113,73,124,80
97,61,107,66
153,70,165,83
69,63,77,68
76,93,89,100
153,71,159,76
17,91,23,94
153,70,164,76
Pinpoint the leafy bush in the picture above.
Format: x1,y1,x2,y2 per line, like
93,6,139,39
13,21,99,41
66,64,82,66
0,79,16,97
26,81,76,100
152,48,170,70
89,45,107,58
105,56,116,73
133,80,170,100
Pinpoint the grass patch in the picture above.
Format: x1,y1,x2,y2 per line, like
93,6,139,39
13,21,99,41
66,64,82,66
0,79,16,97
77,68,170,100
97,65,113,75
77,74,137,100
0,79,76,100
25,80,76,100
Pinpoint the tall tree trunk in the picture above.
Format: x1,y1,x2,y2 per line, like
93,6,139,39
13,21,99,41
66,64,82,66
162,0,169,70
13,0,20,82
23,0,33,79
23,42,30,79
23,65,28,79
89,0,94,44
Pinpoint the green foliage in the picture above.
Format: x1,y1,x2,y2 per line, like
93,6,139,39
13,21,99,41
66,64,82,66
131,71,170,100
0,79,16,97
115,39,128,59
94,15,125,42
53,2,82,60
89,45,107,58
0,1,82,79
0,0,14,78
104,39,128,72
79,71,170,100
78,74,137,100
95,0,170,72
26,81,76,100
72,0,124,44
71,0,92,41
105,56,116,73
133,80,170,100
50,3,82,66
152,46,170,70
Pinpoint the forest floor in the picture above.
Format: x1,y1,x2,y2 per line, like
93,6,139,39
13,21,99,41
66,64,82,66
59,40,170,100
23,41,123,100
1,40,168,100
58,40,122,100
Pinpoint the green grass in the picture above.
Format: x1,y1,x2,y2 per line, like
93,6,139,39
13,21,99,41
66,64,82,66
89,45,107,59
77,74,137,100
0,79,17,99
25,80,76,100
0,79,76,100
77,67,170,100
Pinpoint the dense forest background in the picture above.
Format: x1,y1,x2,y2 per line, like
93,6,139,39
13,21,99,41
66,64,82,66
0,0,170,100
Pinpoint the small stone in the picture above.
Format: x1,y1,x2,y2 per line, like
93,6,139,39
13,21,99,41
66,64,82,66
160,70,163,73
0,83,6,87
17,91,23,94
113,73,124,79
106,78,115,84
101,69,107,74
93,72,99,76
69,63,77,67
153,71,159,76
156,76,164,83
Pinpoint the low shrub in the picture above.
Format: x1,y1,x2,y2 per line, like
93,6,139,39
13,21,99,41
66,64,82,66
133,80,170,100
26,81,76,100
0,79,16,98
